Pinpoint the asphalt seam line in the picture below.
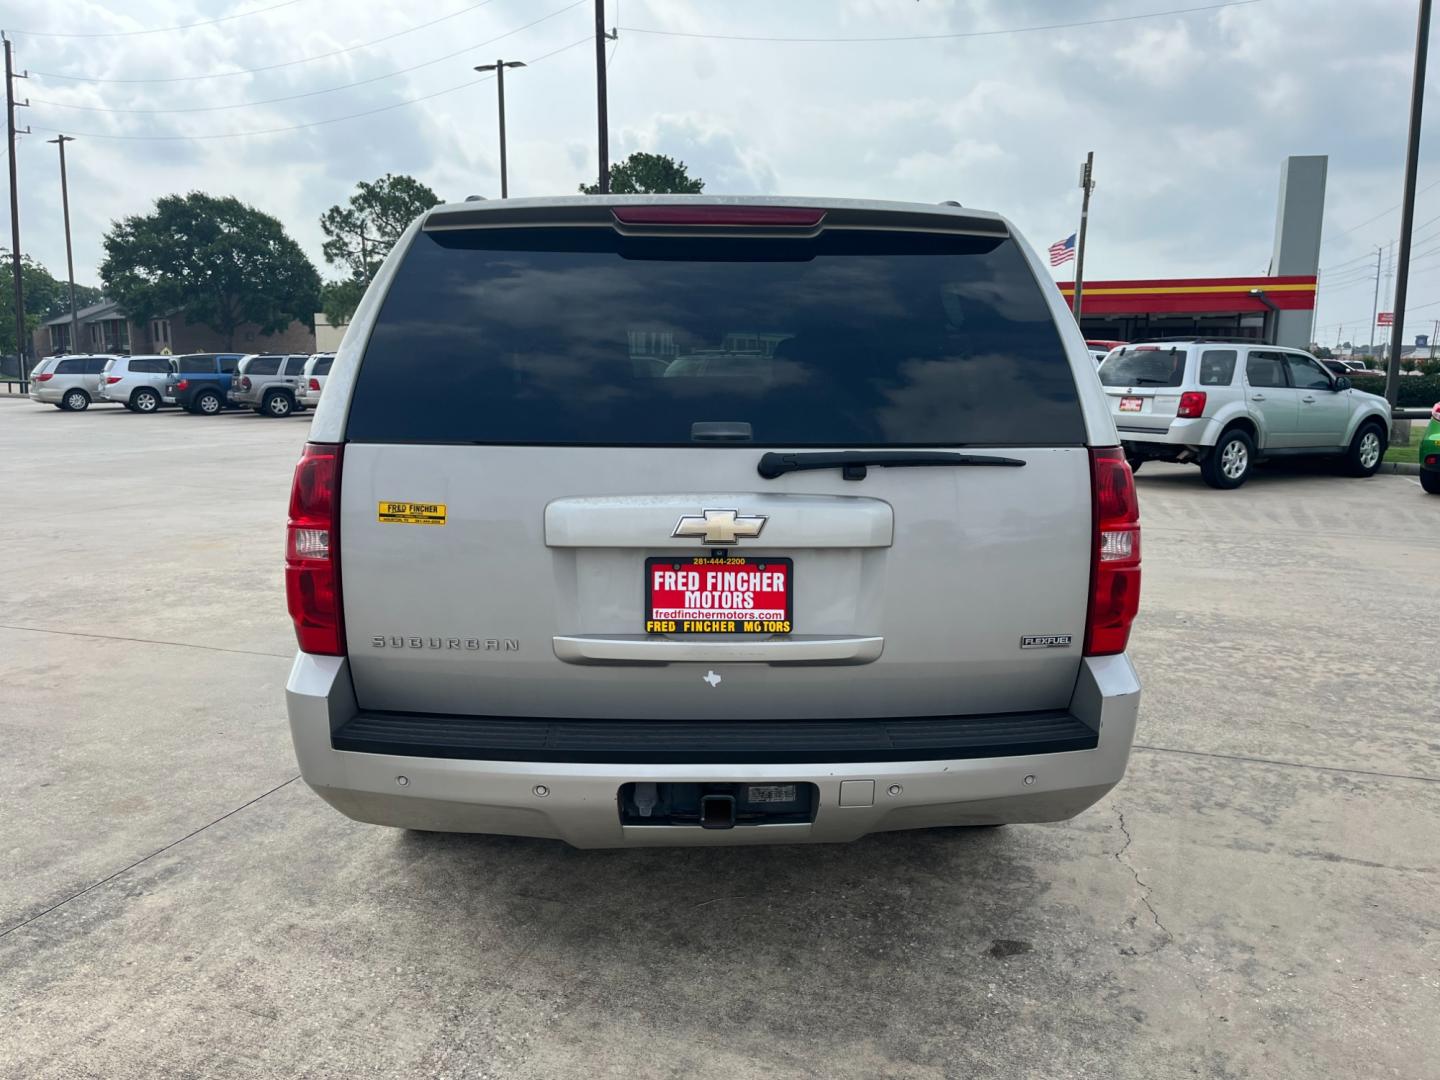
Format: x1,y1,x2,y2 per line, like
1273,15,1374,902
1132,743,1438,785
0,623,292,660
0,775,301,941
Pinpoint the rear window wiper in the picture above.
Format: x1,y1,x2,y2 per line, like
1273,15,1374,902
758,450,1026,481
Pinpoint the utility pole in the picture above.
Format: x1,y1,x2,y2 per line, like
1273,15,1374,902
47,135,79,354
1369,246,1382,360
1071,151,1095,321
594,0,612,193
1388,0,1432,408
474,60,526,198
5,34,30,390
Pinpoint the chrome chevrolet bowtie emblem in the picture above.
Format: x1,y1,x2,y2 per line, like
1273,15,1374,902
672,508,767,545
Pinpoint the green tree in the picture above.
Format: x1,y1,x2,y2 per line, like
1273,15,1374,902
579,152,705,195
1310,344,1333,358
0,250,103,354
100,192,320,351
320,173,441,281
320,278,366,327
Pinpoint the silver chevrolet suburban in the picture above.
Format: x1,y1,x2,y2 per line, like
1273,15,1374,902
284,196,1143,847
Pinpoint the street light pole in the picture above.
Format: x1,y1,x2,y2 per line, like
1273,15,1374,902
594,0,610,193
5,34,31,389
474,60,526,199
1072,151,1095,321
1387,0,1433,407
47,135,80,355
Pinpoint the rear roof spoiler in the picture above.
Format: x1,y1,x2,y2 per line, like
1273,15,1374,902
422,198,1009,238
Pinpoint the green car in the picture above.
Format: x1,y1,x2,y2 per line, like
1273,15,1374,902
1424,403,1440,495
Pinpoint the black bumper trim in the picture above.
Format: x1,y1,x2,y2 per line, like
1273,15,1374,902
331,710,1099,764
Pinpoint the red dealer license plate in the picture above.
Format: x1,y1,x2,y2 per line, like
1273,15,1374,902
1119,396,1143,412
645,556,793,635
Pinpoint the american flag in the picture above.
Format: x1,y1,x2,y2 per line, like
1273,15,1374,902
1049,233,1077,266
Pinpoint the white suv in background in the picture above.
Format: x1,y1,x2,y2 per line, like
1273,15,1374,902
1098,340,1392,489
99,355,176,412
294,353,335,408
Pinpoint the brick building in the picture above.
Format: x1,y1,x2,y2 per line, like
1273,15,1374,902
35,300,314,358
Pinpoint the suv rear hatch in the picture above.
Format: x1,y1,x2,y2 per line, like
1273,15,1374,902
334,203,1098,721
1098,346,1188,433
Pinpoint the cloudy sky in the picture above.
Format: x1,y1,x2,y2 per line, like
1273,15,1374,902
2,0,1436,342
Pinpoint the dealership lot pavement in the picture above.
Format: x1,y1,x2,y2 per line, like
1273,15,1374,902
1,393,1436,1079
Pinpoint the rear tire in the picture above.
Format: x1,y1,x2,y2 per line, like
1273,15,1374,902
61,388,90,412
261,390,293,418
192,389,222,415
131,387,161,413
1343,422,1386,478
1422,471,1440,495
1200,429,1254,489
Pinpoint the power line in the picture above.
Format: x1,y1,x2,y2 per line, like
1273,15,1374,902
616,0,1261,44
27,37,592,142
1321,175,1440,248
11,0,307,39
29,1,587,115
1320,208,1440,273
28,0,502,83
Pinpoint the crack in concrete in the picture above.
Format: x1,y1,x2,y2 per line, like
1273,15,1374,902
1113,806,1174,946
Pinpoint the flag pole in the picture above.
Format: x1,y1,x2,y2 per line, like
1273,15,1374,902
1072,151,1095,321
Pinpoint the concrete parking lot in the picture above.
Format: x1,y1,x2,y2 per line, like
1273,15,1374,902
1,392,1436,1079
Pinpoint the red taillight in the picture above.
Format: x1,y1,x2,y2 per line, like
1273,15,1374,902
35,372,54,382
1426,454,1438,466
1085,448,1141,657
285,442,345,655
1177,391,1207,419
240,376,252,390
308,378,320,390
611,205,825,228
106,375,123,384
176,378,189,390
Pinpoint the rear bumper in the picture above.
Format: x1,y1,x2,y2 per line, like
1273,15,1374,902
30,386,62,403
1116,416,1219,447
286,653,1142,848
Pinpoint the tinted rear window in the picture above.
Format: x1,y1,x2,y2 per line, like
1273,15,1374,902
346,227,1084,446
313,356,334,376
1098,348,1186,387
131,357,172,374
1198,349,1237,386
246,356,281,376
55,358,86,374
177,355,218,374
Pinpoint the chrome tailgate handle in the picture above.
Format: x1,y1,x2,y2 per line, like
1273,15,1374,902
553,635,884,665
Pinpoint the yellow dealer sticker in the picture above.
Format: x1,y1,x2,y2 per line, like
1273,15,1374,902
378,501,447,526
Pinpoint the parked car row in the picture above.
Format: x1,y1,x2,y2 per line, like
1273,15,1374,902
27,352,334,416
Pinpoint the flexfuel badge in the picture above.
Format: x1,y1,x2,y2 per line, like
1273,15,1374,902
378,501,447,525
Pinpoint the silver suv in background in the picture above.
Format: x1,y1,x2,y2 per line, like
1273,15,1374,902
99,355,176,412
294,353,335,409
1099,340,1392,489
229,353,310,417
285,195,1143,848
29,354,119,410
